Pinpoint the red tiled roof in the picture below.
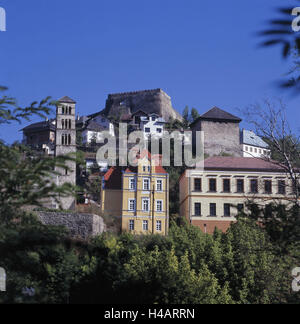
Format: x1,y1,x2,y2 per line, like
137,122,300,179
103,167,123,189
103,151,167,189
204,156,285,172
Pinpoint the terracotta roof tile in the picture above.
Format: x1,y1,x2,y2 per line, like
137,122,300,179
204,156,285,172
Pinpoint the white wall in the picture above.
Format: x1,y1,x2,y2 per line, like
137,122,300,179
243,144,271,158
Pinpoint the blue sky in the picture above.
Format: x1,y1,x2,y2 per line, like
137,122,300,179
0,0,299,143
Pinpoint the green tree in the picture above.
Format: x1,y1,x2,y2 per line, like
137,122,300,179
191,107,199,122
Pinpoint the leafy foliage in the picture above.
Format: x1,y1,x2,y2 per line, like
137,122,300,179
258,1,300,92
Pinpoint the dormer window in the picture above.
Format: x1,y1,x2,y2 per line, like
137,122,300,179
152,116,156,121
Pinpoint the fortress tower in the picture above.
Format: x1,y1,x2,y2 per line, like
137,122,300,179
55,96,77,210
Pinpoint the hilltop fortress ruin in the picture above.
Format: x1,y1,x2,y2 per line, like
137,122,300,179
102,88,183,122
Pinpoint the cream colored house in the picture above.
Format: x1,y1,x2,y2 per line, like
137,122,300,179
179,156,298,234
100,150,169,235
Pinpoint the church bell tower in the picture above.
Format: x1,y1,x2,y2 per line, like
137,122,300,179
55,96,77,210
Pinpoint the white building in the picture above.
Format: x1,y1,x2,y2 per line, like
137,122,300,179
241,129,271,158
132,111,166,139
79,115,115,145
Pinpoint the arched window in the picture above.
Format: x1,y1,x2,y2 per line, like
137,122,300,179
62,106,65,114
62,135,65,145
68,134,71,145
69,119,71,129
62,119,65,129
69,107,72,115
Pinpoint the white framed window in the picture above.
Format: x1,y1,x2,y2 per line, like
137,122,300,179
143,220,148,231
129,177,136,190
142,198,150,212
156,179,163,191
128,199,136,211
129,220,135,231
156,220,162,231
143,178,150,191
156,200,163,212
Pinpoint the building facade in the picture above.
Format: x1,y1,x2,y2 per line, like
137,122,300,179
55,96,77,210
179,156,296,234
100,151,169,235
21,119,56,155
241,129,271,158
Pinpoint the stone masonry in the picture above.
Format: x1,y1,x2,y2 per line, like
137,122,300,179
103,88,183,122
37,212,106,239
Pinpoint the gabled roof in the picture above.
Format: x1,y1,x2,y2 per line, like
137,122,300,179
58,96,76,104
132,109,149,117
191,107,242,126
103,151,167,189
84,120,107,132
242,130,269,149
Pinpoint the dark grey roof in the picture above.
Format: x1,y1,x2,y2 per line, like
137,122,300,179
84,120,107,132
200,107,241,122
58,96,76,104
22,120,56,132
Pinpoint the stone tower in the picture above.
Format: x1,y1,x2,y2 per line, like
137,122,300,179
55,96,77,210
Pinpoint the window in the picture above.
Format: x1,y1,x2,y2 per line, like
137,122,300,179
209,179,217,192
62,119,65,129
143,179,150,191
237,204,244,212
156,200,163,212
129,178,136,190
245,146,248,151
195,203,201,216
143,220,148,231
62,135,65,145
194,178,202,192
278,180,286,195
156,180,163,191
156,128,162,133
237,179,244,193
62,107,65,114
250,179,258,193
223,179,231,193
254,148,257,153
68,134,71,145
156,220,162,231
224,204,231,217
69,119,71,129
145,128,151,133
210,203,216,216
264,180,272,194
250,147,253,153
69,107,72,115
142,198,150,212
128,199,135,211
129,220,135,231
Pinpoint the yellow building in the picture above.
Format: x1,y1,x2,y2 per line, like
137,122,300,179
100,151,169,235
180,156,298,234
